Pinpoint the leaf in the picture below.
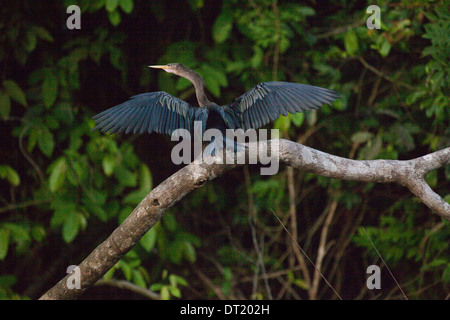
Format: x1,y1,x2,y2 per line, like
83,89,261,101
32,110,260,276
123,189,147,204
54,102,74,125
250,46,263,68
443,264,450,283
188,0,204,11
306,109,317,126
274,115,291,133
24,30,37,52
427,258,447,267
27,128,39,153
38,129,55,157
50,199,76,228
0,229,9,260
0,91,11,119
118,206,133,224
123,163,153,203
0,165,20,185
49,157,67,192
85,203,107,222
444,194,450,204
160,286,170,300
163,214,177,232
351,131,374,144
169,286,181,298
119,261,132,280
102,154,117,176
108,10,121,26
3,80,27,107
425,170,438,188
344,30,358,56
168,274,177,287
119,0,134,14
183,242,196,263
132,270,147,288
291,112,305,127
0,275,17,287
139,164,152,190
391,124,415,152
105,0,119,12
45,115,59,129
175,77,191,91
4,166,20,186
364,135,382,160
3,223,30,242
169,274,188,287
293,278,309,290
150,283,163,291
140,228,157,252
169,242,183,264
31,225,46,242
212,9,233,43
114,166,137,187
62,212,80,243
42,69,58,108
32,26,54,42
109,46,122,70
200,64,228,98
379,39,392,57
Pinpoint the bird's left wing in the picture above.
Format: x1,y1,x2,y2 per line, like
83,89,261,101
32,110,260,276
92,91,202,136
229,81,339,130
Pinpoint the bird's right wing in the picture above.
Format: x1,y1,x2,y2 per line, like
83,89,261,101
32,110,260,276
229,81,340,130
92,91,207,136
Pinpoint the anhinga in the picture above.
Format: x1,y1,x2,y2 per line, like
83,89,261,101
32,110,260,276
92,63,339,152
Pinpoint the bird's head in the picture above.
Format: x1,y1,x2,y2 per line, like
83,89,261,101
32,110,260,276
149,63,186,75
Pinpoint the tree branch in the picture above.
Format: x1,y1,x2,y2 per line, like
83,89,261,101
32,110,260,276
95,279,161,300
39,139,450,300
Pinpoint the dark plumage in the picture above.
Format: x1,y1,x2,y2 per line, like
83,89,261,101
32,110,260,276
92,63,339,142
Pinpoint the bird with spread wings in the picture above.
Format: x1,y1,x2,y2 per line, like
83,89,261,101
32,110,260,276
92,63,339,152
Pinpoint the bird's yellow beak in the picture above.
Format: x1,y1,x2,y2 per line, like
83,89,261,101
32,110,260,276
148,65,169,69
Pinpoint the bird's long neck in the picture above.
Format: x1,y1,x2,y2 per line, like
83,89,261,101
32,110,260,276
182,69,210,107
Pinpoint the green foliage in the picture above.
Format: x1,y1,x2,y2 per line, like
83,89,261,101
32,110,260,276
0,275,27,299
3,80,27,107
212,5,233,44
42,68,58,108
344,30,359,56
149,270,188,300
353,208,450,286
0,165,20,187
0,229,9,260
419,9,449,122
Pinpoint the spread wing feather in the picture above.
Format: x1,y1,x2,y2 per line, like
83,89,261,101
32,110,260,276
92,91,207,136
229,81,339,130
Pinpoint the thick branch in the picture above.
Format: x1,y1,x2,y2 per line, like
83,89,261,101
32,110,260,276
39,139,450,300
